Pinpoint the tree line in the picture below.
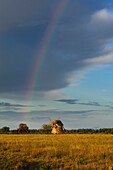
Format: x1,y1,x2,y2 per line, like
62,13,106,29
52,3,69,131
0,123,113,134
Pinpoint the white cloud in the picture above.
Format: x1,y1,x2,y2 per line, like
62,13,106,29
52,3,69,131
84,52,113,65
88,9,113,32
92,9,113,21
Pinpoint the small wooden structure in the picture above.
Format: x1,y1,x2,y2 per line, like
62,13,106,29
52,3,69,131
48,117,64,134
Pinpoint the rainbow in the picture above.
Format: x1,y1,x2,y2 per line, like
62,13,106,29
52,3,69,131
22,0,69,122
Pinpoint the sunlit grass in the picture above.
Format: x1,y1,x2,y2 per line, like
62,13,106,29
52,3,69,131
0,134,113,169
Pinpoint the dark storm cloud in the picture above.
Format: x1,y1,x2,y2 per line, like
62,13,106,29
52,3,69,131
0,102,33,107
54,99,113,109
54,99,79,104
55,99,102,106
0,0,57,32
38,105,46,107
79,102,101,107
79,102,113,109
0,0,113,98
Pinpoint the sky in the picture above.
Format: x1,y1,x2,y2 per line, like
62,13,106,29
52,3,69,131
0,0,113,130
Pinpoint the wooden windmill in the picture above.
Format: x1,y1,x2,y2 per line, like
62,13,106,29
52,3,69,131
48,117,64,134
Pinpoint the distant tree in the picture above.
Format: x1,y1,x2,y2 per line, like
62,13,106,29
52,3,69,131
42,124,52,134
0,126,10,134
37,129,46,134
18,123,29,134
9,130,18,134
42,124,52,130
63,129,68,134
111,129,113,134
29,129,39,134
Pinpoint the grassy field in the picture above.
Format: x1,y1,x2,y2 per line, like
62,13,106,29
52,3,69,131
0,134,113,169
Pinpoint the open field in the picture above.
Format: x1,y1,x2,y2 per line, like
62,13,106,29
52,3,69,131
0,134,113,169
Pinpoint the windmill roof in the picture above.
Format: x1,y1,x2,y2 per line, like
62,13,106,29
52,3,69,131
53,120,63,125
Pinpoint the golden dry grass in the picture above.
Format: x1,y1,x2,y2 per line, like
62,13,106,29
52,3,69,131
0,134,113,169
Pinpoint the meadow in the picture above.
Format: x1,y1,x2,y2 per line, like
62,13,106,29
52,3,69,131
0,134,113,169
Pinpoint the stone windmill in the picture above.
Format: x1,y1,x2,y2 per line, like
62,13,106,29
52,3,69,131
48,117,64,134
